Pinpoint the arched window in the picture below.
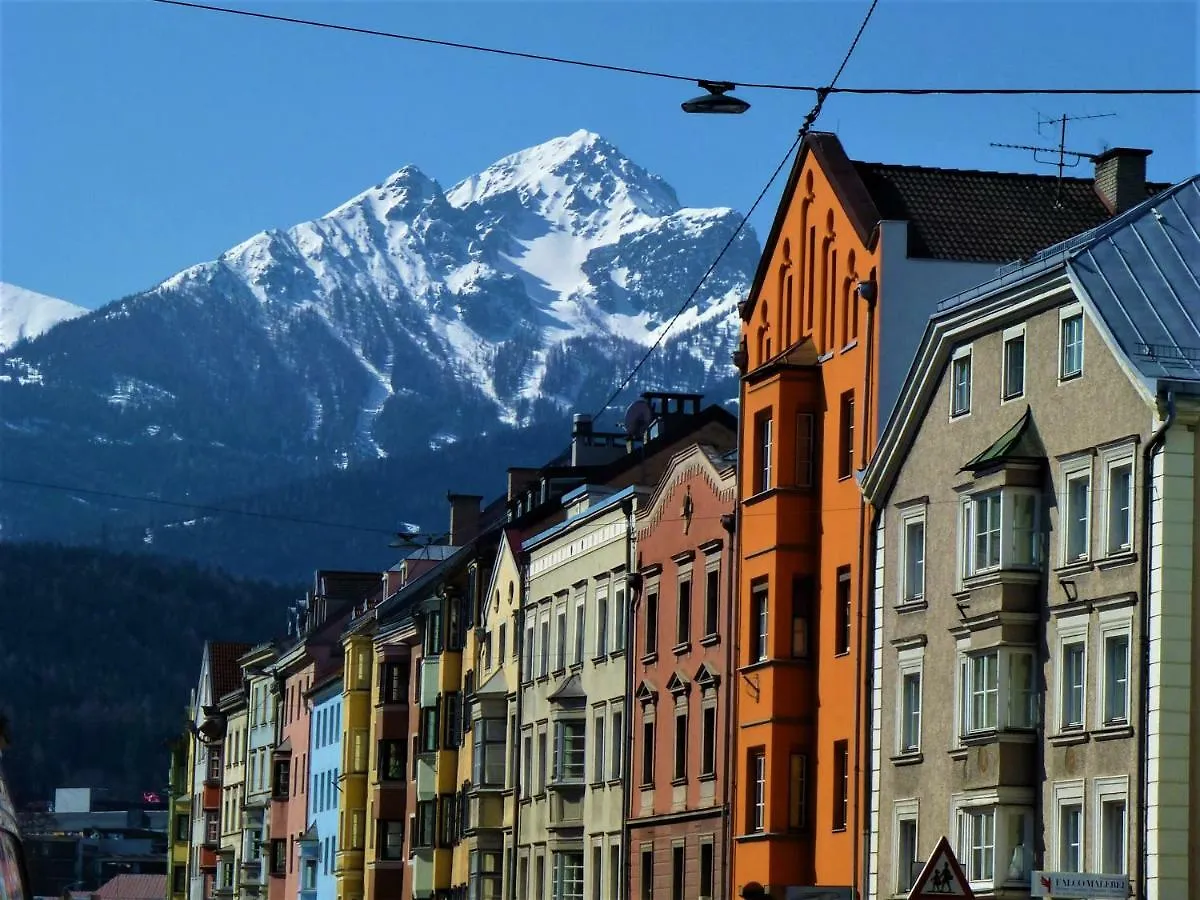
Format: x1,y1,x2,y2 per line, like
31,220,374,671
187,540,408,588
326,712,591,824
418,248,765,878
843,249,858,347
780,239,793,348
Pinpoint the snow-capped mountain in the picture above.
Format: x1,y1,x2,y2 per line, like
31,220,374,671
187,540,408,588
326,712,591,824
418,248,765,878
0,282,86,351
0,130,758,580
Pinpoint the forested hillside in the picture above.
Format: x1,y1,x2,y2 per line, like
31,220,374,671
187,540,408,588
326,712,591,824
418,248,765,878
0,543,297,804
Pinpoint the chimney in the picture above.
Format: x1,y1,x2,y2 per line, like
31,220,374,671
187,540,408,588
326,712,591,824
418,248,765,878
506,467,541,501
447,492,483,546
572,413,593,437
1093,147,1152,214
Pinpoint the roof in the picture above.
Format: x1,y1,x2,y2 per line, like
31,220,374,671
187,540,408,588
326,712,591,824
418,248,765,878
523,484,639,551
389,544,459,568
209,642,252,700
862,173,1199,504
95,874,167,900
744,131,1167,315
960,406,1046,474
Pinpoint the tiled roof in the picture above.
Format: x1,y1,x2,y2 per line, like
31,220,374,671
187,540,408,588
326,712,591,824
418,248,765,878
209,641,252,700
853,161,1171,263
95,874,168,900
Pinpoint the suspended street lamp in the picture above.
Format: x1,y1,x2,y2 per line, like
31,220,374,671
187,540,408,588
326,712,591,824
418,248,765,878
681,80,751,114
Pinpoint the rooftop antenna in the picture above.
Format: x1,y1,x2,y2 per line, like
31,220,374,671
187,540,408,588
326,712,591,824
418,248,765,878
990,111,1116,207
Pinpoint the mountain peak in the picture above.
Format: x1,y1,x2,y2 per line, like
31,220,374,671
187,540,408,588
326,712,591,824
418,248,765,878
0,282,87,351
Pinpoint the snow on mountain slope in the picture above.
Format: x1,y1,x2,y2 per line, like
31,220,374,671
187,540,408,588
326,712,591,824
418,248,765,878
0,283,87,350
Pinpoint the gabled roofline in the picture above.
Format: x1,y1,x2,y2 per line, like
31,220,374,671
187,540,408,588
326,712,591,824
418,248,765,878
742,132,883,321
635,442,735,534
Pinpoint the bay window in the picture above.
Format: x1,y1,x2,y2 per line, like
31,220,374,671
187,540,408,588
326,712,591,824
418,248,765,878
958,647,1037,738
960,488,1041,578
553,720,586,784
553,851,584,900
954,801,1033,889
473,717,506,787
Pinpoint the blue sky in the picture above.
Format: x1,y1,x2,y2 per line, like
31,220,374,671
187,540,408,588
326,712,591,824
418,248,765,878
3,0,1197,309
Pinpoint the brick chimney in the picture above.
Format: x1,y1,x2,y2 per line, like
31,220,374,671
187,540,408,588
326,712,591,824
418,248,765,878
1093,147,1152,214
447,493,483,546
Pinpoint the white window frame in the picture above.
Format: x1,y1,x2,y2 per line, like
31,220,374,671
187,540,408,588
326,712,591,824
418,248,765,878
1098,609,1133,727
1001,324,1026,402
573,589,586,667
893,799,920,894
897,647,924,755
1092,775,1129,875
1059,453,1094,565
959,488,1042,580
592,708,606,784
1100,444,1135,556
950,345,973,419
1056,617,1088,733
950,793,1035,891
1052,780,1086,873
1059,303,1085,381
595,585,610,659
899,504,926,604
956,803,995,887
956,644,1038,739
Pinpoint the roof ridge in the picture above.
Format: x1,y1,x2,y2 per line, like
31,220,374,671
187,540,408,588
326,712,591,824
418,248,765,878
853,159,1101,184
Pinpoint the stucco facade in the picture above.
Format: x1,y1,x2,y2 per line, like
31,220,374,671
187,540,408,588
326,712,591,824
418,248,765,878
242,645,280,900
268,648,313,900
217,699,248,900
517,484,639,900
308,680,342,900
629,444,736,900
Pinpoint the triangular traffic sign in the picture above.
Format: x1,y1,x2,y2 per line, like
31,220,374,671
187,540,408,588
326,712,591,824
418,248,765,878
907,835,974,899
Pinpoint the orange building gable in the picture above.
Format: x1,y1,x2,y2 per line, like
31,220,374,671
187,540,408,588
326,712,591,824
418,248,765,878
729,132,1136,898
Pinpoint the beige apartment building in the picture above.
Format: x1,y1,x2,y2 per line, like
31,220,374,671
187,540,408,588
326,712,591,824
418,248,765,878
217,691,249,900
862,169,1200,900
517,483,638,900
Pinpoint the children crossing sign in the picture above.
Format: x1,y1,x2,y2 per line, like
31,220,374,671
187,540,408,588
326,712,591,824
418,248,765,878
907,835,975,899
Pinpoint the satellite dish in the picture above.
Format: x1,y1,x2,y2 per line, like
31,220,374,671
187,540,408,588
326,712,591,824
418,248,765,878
623,399,653,440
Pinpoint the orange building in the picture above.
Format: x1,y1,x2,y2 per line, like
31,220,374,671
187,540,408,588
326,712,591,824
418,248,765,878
729,132,1130,898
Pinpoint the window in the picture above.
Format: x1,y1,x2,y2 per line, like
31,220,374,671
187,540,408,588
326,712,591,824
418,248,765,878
960,488,1041,577
902,512,926,602
672,711,687,781
958,648,1036,736
419,706,440,752
1105,458,1134,554
521,732,533,795
755,412,773,493
788,752,806,831
553,851,584,900
438,794,457,847
596,590,609,657
791,576,812,658
1002,327,1025,400
205,812,219,843
795,412,815,487
896,812,918,893
593,713,606,783
381,662,406,704
1060,308,1084,379
750,580,768,663
701,706,717,777
644,591,659,655
671,846,684,900
269,839,286,876
1059,630,1086,730
540,617,551,677
676,578,691,645
609,845,620,900
1053,781,1085,872
959,807,995,883
470,850,503,900
301,857,316,891
425,608,444,656
553,721,586,784
640,849,653,900
272,759,289,798
833,740,849,831
1095,777,1128,874
175,813,189,842
473,717,506,787
614,586,626,652
173,866,187,893
379,820,403,864
556,608,568,672
699,842,714,899
571,594,586,666
640,720,655,787
898,648,923,754
445,692,463,748
537,856,546,900
592,846,603,900
611,709,624,780
951,347,972,417
1064,465,1092,563
749,749,766,833
498,623,507,665
1101,621,1131,725
838,390,855,479
523,621,535,680
835,566,851,655
377,738,405,781
413,801,436,848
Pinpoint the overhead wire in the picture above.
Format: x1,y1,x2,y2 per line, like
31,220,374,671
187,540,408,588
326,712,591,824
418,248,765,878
146,0,1199,96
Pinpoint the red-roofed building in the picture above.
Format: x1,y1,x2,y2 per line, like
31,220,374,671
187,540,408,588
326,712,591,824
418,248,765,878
94,873,168,900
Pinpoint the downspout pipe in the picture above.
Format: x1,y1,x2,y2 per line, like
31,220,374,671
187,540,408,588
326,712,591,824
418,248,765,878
509,550,529,900
855,279,878,900
721,508,739,900
1138,389,1174,900
620,499,636,900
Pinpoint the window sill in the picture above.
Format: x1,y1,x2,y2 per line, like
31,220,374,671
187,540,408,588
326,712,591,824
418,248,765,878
699,633,721,647
738,659,772,674
591,655,610,665
840,339,859,354
638,783,654,792
1094,722,1134,741
641,652,658,665
1059,371,1083,384
1001,391,1025,404
1049,729,1090,747
699,771,716,782
950,410,971,421
552,667,566,678
569,662,584,673
607,777,623,788
733,831,772,844
1097,551,1138,571
894,599,928,614
890,751,924,767
1055,559,1095,578
837,472,854,483
673,641,692,656
608,648,625,660
670,776,687,787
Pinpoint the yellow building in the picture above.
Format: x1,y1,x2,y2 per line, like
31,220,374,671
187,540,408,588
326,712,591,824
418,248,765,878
167,728,193,900
336,633,374,900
